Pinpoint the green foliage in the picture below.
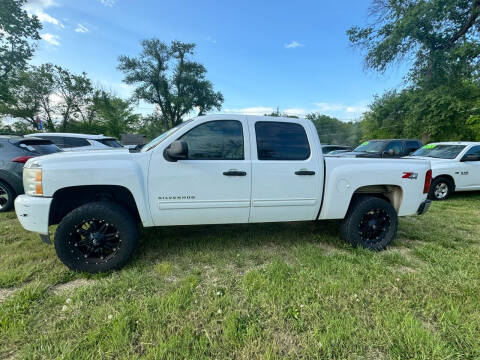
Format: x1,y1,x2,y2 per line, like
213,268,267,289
118,39,224,130
0,0,41,79
362,81,480,142
0,0,41,105
347,0,480,87
307,113,362,145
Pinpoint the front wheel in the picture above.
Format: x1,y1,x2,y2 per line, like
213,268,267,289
340,196,398,251
54,201,139,273
0,181,15,212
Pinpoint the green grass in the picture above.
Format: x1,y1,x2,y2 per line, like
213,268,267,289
1,193,480,359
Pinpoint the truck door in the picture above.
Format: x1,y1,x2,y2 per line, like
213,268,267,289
458,145,480,189
248,119,323,223
148,116,252,226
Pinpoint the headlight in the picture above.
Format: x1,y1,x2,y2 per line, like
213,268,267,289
23,168,43,196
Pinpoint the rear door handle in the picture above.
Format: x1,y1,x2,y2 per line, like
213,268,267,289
223,170,247,176
295,170,315,175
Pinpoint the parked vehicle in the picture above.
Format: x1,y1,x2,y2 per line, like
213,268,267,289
15,115,432,273
25,133,124,151
334,139,423,158
321,144,352,154
0,136,62,212
408,142,480,200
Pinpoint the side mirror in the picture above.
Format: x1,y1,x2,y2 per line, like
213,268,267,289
461,154,480,162
164,140,188,162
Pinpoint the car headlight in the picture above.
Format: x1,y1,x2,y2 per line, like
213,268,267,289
23,168,43,196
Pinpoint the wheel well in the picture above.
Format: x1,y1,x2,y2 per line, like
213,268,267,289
433,175,455,190
352,185,403,212
49,185,140,225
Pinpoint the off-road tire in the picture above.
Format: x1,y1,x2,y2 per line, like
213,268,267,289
54,201,139,273
0,181,15,213
340,196,398,251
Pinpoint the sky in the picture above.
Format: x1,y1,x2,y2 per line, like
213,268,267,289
25,0,409,121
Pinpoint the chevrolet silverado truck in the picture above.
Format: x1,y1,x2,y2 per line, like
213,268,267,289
15,115,432,273
409,141,480,200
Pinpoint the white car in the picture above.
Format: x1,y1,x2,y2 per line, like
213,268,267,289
409,141,480,200
15,115,431,273
25,133,124,151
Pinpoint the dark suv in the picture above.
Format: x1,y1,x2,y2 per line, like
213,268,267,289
0,136,62,212
334,139,423,158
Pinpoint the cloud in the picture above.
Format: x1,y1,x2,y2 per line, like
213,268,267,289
41,33,60,46
205,36,217,44
283,108,308,116
24,0,64,28
313,102,369,119
99,0,117,6
75,24,89,33
284,40,304,49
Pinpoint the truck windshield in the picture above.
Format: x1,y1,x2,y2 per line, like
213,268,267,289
142,119,193,152
353,140,386,153
411,144,466,159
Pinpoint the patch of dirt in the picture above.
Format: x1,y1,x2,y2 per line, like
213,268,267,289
315,242,341,255
51,279,93,295
0,288,17,303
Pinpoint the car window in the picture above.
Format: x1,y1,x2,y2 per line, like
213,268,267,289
39,136,64,147
16,140,61,154
464,145,480,160
354,140,386,153
406,141,422,154
179,120,244,160
384,141,403,156
62,137,90,148
255,121,310,160
96,139,123,148
412,144,466,159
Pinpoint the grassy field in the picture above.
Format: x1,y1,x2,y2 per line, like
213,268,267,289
1,194,480,359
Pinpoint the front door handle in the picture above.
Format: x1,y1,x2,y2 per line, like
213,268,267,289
295,170,315,175
223,170,247,176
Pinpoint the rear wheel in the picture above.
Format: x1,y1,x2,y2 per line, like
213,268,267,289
428,177,453,201
0,181,15,213
54,201,139,273
340,196,398,251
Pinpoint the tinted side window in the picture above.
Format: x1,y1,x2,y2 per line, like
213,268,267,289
179,120,244,160
406,141,422,154
39,136,64,147
63,137,90,148
384,141,404,156
465,145,480,158
255,122,310,160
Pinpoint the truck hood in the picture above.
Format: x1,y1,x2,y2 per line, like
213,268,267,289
25,148,132,167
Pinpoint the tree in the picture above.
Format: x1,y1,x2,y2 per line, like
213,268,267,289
347,0,480,87
118,39,224,130
0,0,42,106
54,65,93,131
306,113,362,145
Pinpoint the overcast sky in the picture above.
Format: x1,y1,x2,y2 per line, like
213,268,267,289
26,0,409,120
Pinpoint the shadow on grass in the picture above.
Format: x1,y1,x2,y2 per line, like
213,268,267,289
135,219,344,261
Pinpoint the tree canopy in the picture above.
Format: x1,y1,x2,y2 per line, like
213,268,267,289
118,39,224,130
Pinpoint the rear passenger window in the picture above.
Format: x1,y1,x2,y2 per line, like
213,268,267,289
255,122,310,160
40,136,64,147
62,137,90,148
179,120,244,160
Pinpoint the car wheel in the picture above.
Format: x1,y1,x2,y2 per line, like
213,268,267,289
0,181,15,213
340,196,398,251
428,177,453,201
54,201,139,273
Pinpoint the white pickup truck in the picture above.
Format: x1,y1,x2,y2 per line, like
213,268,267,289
410,141,480,200
15,115,432,273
